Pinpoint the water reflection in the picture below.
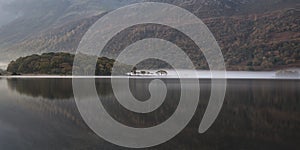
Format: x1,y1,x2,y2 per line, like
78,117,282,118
97,79,181,128
0,78,299,150
7,78,73,99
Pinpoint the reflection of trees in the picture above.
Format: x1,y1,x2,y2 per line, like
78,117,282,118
191,79,300,148
3,78,300,148
7,78,73,99
6,78,115,99
95,79,114,97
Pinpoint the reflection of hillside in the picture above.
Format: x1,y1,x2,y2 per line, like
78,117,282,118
97,79,300,149
83,79,300,149
183,79,300,149
7,78,73,99
2,78,300,149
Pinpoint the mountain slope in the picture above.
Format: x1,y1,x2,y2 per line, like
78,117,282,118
0,0,139,47
148,0,299,18
0,0,299,70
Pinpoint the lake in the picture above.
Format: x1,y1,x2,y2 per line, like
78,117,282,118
0,78,299,150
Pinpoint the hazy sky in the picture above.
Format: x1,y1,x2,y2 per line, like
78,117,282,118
0,0,18,27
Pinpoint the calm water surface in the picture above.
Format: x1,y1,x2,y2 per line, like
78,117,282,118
0,78,299,150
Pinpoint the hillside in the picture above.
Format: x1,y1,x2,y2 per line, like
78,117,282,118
0,0,139,47
0,0,299,71
148,0,299,18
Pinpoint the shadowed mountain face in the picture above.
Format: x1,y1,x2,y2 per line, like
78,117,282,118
0,0,299,70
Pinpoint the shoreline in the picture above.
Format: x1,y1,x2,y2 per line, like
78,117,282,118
1,76,299,80
1,70,299,80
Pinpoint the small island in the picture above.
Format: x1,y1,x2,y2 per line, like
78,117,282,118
5,52,131,76
1,52,169,77
126,67,168,76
